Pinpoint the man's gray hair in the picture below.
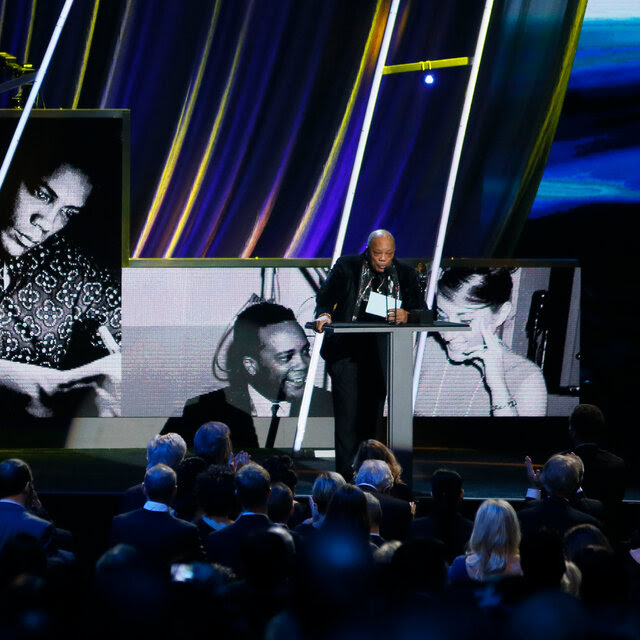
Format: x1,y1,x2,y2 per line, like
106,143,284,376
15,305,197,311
146,433,187,470
355,459,393,492
542,454,580,498
366,229,395,247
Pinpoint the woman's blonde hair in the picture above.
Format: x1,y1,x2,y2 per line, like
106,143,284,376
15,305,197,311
466,498,521,580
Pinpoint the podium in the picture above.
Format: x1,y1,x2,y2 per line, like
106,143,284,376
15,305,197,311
322,321,469,484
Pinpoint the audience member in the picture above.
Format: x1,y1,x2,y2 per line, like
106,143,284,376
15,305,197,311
193,464,237,539
173,455,208,520
568,404,626,507
205,462,272,574
262,453,308,527
0,458,58,558
563,523,613,564
352,439,411,500
322,484,370,542
519,527,567,593
294,471,345,538
120,432,187,513
364,491,385,548
390,538,448,603
109,463,204,567
410,468,473,563
354,459,412,541
268,481,295,527
519,454,602,538
448,498,522,584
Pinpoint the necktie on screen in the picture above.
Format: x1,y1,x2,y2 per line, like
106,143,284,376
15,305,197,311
266,403,280,448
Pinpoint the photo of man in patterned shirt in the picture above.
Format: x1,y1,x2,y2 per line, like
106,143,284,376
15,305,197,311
0,116,122,418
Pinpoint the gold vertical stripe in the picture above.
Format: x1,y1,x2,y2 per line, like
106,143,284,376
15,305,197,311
72,0,100,108
23,0,37,63
163,0,254,258
132,0,223,258
284,0,387,257
0,1,7,41
492,0,589,255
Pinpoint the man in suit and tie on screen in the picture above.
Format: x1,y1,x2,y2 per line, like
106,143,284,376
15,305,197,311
163,302,332,450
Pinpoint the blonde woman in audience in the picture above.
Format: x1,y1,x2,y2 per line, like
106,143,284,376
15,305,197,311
448,498,522,584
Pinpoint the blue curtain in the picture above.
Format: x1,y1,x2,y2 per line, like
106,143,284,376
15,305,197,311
0,0,585,258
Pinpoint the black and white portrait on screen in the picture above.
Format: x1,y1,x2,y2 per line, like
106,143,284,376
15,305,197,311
121,267,334,448
414,266,580,417
0,114,123,419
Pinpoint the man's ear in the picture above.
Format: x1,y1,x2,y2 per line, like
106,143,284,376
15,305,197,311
243,356,259,377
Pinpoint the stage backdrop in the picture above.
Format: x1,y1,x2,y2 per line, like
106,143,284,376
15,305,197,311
0,0,586,259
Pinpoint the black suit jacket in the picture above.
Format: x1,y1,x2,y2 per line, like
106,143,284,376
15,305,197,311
358,485,412,542
162,384,334,449
409,511,473,563
109,508,204,566
517,496,602,538
571,443,626,506
316,254,427,363
0,501,56,554
205,513,273,575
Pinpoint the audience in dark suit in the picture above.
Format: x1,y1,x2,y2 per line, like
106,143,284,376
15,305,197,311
109,463,204,567
294,471,345,539
355,459,412,541
409,468,473,563
519,454,602,538
205,462,273,575
120,432,187,514
5,410,640,640
364,491,386,548
568,404,626,508
0,458,58,557
192,464,237,540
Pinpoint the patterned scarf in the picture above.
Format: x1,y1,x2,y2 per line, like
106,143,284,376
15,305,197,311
352,254,400,321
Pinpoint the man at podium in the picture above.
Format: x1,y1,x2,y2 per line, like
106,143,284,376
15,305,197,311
314,230,425,479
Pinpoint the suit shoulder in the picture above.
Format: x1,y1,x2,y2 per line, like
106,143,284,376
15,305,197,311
184,388,226,410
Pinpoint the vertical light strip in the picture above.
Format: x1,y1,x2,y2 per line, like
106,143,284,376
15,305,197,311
294,0,401,452
22,0,37,63
71,0,100,108
412,0,495,408
284,0,387,257
100,0,133,108
162,1,253,258
132,0,223,258
0,0,75,194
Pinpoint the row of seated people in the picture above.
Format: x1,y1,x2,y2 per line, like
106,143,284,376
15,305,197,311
0,404,636,639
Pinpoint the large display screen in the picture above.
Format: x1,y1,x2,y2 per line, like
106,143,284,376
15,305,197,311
2,256,579,449
0,111,125,424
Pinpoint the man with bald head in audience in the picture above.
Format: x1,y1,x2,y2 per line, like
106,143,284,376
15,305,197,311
110,463,204,567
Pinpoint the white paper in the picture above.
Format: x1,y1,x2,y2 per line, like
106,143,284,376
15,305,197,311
365,291,403,318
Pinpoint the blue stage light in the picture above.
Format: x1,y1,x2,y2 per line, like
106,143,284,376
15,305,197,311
424,73,435,85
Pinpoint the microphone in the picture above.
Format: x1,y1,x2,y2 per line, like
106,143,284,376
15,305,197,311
383,266,398,324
